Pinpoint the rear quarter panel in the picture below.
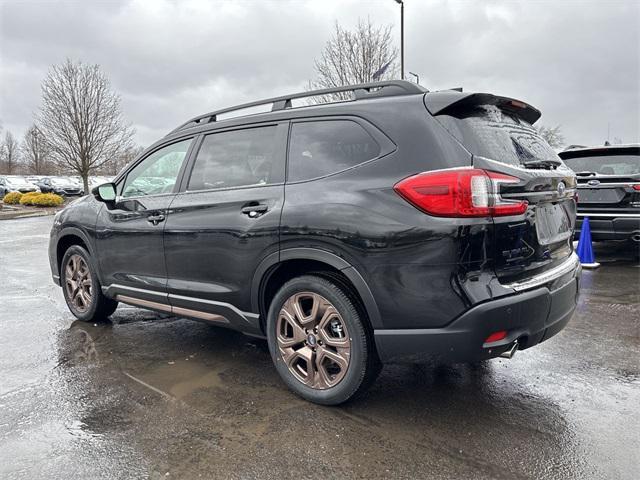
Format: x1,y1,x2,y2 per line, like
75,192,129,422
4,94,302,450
280,100,506,329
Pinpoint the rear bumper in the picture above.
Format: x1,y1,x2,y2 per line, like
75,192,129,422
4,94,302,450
575,213,640,241
374,257,581,363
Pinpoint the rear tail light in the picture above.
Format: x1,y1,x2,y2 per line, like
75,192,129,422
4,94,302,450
632,184,640,191
394,168,528,217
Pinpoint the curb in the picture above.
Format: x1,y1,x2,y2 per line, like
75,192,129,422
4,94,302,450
0,209,59,221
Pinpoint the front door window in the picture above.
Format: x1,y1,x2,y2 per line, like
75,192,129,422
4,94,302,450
121,139,193,198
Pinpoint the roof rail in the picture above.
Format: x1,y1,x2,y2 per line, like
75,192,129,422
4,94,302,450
168,80,426,135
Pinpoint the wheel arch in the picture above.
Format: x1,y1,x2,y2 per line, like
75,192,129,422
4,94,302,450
56,227,97,277
252,248,382,332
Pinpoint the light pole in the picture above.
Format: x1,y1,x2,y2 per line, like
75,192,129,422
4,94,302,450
409,71,419,85
394,0,404,80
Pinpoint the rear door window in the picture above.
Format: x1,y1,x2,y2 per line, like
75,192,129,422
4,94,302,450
288,120,381,182
187,125,283,191
436,105,562,167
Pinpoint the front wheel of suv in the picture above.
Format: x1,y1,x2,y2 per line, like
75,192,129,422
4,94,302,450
266,275,379,405
61,245,118,322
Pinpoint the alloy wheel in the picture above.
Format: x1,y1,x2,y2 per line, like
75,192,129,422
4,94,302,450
64,254,92,313
276,292,351,389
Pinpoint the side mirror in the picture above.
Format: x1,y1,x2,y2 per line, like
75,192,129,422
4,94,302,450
92,182,117,203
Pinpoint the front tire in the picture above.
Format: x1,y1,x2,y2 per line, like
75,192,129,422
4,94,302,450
61,245,118,322
267,275,379,405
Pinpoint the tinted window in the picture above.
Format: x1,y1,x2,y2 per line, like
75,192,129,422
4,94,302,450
436,105,562,168
121,139,192,198
187,126,282,191
562,154,639,176
288,120,380,182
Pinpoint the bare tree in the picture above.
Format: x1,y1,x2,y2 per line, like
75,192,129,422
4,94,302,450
21,125,52,175
1,131,20,174
116,144,144,174
36,59,135,192
95,144,144,176
537,125,565,149
309,19,398,102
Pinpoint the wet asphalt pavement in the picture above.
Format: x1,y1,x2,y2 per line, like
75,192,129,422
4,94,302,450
0,216,638,480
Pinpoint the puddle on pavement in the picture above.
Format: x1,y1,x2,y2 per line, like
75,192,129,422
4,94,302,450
65,419,103,439
129,358,227,400
57,317,272,407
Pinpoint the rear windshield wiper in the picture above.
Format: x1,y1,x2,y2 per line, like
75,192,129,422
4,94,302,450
522,159,561,170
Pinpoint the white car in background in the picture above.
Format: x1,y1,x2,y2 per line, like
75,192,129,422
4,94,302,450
0,176,41,197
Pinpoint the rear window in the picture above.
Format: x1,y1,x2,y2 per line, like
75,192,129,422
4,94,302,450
288,120,380,182
561,154,640,176
436,105,561,167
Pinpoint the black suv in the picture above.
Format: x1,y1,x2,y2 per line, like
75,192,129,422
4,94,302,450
49,81,581,405
558,144,640,244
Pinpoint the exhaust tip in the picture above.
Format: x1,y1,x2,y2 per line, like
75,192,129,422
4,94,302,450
631,232,640,243
499,340,519,359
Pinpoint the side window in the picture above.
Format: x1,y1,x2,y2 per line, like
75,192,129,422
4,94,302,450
187,125,282,191
121,139,192,198
288,120,381,182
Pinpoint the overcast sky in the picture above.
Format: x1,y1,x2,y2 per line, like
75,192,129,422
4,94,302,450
1,0,639,148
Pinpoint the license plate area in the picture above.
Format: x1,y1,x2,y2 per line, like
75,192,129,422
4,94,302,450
578,188,624,204
536,203,572,245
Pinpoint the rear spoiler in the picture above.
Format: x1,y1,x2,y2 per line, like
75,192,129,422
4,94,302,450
424,91,542,125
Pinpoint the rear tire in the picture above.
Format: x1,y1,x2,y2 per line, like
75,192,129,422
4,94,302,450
266,275,379,405
61,245,118,322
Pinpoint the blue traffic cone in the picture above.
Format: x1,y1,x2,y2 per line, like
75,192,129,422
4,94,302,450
576,217,600,268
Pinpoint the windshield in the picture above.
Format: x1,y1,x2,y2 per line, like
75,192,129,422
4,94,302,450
562,154,639,176
9,176,28,184
435,105,563,168
6,177,29,187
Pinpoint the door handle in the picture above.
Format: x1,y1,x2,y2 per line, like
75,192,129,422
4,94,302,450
147,213,166,225
241,204,268,218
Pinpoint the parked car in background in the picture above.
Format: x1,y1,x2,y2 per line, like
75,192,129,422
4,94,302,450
38,177,84,196
0,176,40,197
49,80,580,405
89,176,114,189
26,176,45,185
559,144,640,244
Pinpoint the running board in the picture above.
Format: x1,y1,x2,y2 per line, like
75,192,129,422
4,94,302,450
105,284,262,335
115,294,228,324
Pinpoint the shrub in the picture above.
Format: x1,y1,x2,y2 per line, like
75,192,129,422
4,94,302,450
19,192,41,205
32,193,64,207
18,192,64,207
2,191,23,204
